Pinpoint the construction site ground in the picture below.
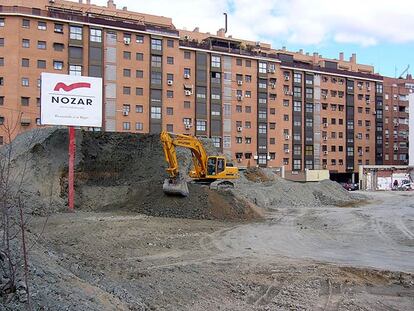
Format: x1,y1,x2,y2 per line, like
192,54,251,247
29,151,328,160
27,190,414,311
2,130,413,310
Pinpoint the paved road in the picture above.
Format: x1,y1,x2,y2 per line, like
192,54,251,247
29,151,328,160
214,191,414,272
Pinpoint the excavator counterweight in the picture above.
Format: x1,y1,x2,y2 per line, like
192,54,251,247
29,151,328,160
160,131,239,196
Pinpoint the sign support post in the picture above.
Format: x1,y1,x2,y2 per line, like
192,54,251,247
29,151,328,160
68,126,75,211
40,72,102,212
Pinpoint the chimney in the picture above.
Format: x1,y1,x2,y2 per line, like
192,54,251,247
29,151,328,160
122,6,127,11
86,0,91,4
79,0,83,3
407,74,412,80
282,46,286,51
193,27,199,32
299,49,303,54
350,53,356,63
217,28,226,38
339,52,344,61
107,0,116,9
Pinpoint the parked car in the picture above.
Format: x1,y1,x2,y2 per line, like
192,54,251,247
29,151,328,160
400,180,412,191
341,182,359,191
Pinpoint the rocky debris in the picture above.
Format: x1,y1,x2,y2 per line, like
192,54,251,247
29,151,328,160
233,168,366,209
3,128,260,220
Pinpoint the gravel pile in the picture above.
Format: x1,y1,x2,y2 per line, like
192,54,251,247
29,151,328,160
2,128,259,220
233,167,366,209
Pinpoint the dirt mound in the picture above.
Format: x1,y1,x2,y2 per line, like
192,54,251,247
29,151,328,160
233,168,366,209
4,128,260,221
244,167,275,183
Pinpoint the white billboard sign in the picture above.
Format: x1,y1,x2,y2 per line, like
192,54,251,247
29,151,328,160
41,73,102,127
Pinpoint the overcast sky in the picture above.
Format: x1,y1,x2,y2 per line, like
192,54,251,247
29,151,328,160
86,0,413,77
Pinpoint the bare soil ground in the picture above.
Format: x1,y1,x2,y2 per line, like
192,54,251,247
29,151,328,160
22,190,414,311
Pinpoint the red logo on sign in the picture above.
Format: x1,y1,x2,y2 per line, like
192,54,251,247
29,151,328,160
54,82,91,92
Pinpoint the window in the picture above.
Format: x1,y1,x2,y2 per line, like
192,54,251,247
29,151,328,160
53,43,64,51
269,138,275,145
184,51,191,59
151,106,162,119
123,122,130,130
245,60,251,67
258,124,267,134
245,75,252,83
270,108,276,115
90,29,102,42
183,118,192,127
135,105,143,113
37,60,46,69
151,38,162,50
123,69,131,77
22,19,30,28
136,53,144,61
0,57,3,66
236,137,242,144
0,77,3,86
123,33,131,44
54,23,63,33
236,58,242,66
0,18,4,27
22,78,29,86
37,21,47,30
21,97,29,106
53,61,63,70
305,88,313,99
196,120,207,131
151,72,162,85
283,114,289,121
293,101,301,112
37,41,46,49
70,26,82,40
0,97,3,105
135,122,143,131
211,55,221,68
167,39,174,47
245,106,251,113
258,109,267,119
68,65,81,76
258,79,267,89
184,68,191,76
123,51,131,60
0,38,3,47
306,118,313,127
293,159,301,170
306,103,313,112
166,107,174,115
22,39,30,48
151,55,162,67
258,62,267,73
136,87,143,96
123,86,131,95
21,58,29,67
294,73,302,83
167,56,174,64
167,91,174,98
293,87,301,97
136,35,144,43
236,105,242,113
269,122,276,130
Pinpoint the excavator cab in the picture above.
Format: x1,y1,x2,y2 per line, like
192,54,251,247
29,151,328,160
205,156,238,179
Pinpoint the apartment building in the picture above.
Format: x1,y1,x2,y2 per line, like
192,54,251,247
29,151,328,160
0,0,385,179
382,76,413,165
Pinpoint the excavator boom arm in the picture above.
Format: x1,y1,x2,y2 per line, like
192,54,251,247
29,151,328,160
160,131,208,179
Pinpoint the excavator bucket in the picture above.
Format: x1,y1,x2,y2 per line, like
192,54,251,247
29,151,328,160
163,178,189,197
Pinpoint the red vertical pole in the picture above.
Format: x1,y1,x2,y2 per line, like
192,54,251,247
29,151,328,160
68,126,75,211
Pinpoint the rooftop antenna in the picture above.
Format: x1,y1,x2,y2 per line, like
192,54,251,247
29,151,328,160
223,12,227,33
399,65,410,79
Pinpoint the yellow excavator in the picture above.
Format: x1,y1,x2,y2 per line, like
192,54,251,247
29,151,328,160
160,131,239,196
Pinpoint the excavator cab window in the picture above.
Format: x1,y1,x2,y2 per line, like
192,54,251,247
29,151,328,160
207,157,217,175
217,158,225,173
